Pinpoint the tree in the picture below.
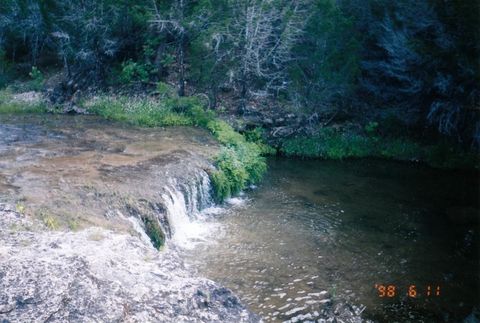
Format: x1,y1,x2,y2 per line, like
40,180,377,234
289,0,360,117
217,0,308,111
349,0,479,145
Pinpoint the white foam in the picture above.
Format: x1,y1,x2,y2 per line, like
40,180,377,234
225,197,245,206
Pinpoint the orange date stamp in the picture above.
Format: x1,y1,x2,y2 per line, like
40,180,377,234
374,284,441,298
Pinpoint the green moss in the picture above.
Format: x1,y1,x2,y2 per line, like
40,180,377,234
142,216,165,250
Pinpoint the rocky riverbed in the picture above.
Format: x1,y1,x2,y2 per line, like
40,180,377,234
0,114,258,322
0,203,257,322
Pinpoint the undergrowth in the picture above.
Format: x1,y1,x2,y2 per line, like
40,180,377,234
280,128,479,169
0,88,47,114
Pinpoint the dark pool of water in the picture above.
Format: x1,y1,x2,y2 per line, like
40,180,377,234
184,157,479,322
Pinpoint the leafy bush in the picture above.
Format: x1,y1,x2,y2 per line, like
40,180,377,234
281,128,374,159
244,127,276,155
120,60,152,84
206,120,266,202
28,66,44,91
364,121,379,137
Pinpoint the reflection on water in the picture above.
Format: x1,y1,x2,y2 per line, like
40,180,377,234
183,158,479,322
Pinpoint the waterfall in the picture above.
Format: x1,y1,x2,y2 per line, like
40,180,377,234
161,170,217,249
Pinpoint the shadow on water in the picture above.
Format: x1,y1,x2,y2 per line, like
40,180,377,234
183,157,479,322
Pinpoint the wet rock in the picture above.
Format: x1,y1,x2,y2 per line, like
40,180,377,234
0,206,258,322
62,103,88,114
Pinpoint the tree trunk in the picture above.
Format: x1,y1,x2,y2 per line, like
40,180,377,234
177,34,185,97
177,0,186,97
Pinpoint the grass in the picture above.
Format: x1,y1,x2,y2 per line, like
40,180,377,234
85,94,267,202
41,213,59,230
15,202,26,214
280,127,479,169
0,88,47,114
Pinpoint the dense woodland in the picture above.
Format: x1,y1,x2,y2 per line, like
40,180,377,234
0,0,479,149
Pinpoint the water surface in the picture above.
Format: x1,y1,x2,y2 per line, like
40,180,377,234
184,158,479,322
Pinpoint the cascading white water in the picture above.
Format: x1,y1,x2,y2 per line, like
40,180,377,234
161,170,220,249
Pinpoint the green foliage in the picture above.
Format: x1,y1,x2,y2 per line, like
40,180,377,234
424,141,480,169
40,211,59,230
15,202,26,214
210,169,231,203
364,121,379,137
120,60,153,84
156,82,176,98
280,126,479,169
244,127,276,155
28,66,44,91
206,120,266,202
281,128,373,159
289,0,360,111
207,120,244,146
86,96,191,127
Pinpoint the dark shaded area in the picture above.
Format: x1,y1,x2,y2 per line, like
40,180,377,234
1,0,478,148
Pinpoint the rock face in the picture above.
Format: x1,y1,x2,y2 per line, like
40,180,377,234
0,204,258,322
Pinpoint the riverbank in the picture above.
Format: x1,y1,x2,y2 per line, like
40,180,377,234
0,89,267,203
1,88,478,177
278,129,479,170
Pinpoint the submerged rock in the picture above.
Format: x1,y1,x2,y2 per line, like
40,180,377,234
0,205,258,322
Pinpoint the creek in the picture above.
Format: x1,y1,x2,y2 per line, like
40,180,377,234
0,115,478,322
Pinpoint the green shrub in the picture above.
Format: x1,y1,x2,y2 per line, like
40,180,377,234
379,138,421,160
165,96,203,114
120,60,152,84
280,125,478,169
210,169,231,202
28,66,44,91
207,121,266,202
244,127,276,155
207,120,244,146
364,121,379,136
